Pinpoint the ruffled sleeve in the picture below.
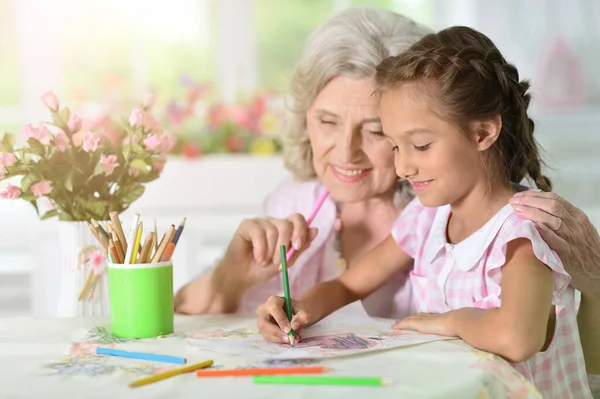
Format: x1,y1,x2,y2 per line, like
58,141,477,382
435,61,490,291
486,213,571,305
391,197,437,258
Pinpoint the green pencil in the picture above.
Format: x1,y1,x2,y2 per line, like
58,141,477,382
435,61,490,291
280,245,295,346
253,376,392,387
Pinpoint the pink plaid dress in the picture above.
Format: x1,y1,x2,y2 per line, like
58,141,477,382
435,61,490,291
392,197,592,398
236,178,415,319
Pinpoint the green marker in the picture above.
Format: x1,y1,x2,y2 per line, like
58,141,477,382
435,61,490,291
280,245,295,346
253,376,392,386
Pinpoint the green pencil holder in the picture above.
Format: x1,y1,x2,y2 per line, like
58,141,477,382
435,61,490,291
107,260,174,339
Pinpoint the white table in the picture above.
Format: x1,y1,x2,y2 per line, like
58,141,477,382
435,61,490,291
0,315,542,398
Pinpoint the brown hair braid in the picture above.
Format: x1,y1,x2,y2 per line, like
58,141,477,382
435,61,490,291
375,26,552,191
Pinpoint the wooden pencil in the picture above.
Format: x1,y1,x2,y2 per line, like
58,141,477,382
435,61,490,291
88,222,108,251
151,225,175,263
196,366,330,378
109,212,128,253
111,231,125,263
128,360,213,388
138,233,153,264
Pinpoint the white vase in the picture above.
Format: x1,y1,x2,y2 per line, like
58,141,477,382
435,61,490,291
56,221,110,317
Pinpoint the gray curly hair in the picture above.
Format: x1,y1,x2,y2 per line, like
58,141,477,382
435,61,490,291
283,7,432,206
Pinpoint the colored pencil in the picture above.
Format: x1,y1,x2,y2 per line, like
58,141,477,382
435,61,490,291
138,232,153,264
109,211,128,253
280,245,295,346
286,190,329,261
151,225,175,263
252,376,392,386
111,231,125,264
109,242,121,264
88,222,108,251
123,213,140,264
130,221,143,264
91,218,109,241
152,219,158,252
96,348,186,364
172,217,186,245
128,359,213,388
161,242,176,262
196,366,330,378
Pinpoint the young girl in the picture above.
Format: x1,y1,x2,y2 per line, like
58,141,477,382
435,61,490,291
255,26,592,398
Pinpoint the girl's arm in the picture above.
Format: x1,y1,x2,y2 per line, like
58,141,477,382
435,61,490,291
297,234,414,326
448,238,554,363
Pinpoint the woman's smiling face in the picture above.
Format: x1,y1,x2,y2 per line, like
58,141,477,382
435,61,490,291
306,75,398,203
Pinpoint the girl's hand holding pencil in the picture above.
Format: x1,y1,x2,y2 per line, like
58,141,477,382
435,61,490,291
257,294,312,344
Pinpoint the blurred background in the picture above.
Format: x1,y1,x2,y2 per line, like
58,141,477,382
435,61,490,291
1,0,599,318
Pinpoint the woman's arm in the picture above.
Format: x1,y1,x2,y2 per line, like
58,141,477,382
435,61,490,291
174,214,318,314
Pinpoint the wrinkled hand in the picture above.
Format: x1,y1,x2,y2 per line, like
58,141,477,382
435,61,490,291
220,214,319,288
256,296,312,344
510,191,600,298
393,312,456,337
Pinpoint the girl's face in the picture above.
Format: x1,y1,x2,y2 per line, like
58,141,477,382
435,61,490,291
306,75,398,203
379,83,485,208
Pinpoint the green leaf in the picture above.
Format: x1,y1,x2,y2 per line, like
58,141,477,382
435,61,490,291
0,133,15,152
92,161,105,177
27,138,45,156
51,112,64,128
20,173,38,193
41,209,59,220
123,143,144,160
121,184,145,204
59,107,70,125
129,159,149,174
64,172,73,191
136,170,160,183
5,163,28,175
85,201,109,220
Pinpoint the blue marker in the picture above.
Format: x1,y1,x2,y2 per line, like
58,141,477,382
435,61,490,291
95,347,186,364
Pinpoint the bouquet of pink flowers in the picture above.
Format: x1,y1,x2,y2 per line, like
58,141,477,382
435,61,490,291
0,92,175,221
160,76,284,158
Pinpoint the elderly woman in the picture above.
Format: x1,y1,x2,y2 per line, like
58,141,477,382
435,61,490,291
174,7,600,391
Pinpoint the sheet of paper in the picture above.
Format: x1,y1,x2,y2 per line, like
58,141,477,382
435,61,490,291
186,301,454,360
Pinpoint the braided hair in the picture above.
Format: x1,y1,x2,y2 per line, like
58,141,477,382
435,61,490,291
375,26,552,192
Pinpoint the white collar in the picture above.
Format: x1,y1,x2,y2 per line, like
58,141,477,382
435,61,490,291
427,204,515,271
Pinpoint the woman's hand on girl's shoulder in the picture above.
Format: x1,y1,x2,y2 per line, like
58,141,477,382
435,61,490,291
510,190,600,298
256,296,312,344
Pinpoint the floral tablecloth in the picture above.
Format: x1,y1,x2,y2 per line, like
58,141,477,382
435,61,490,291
0,315,542,398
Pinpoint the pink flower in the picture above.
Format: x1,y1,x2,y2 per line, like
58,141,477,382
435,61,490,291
99,154,119,176
31,180,53,197
129,108,144,127
82,131,100,153
128,167,140,177
0,183,22,199
67,113,82,133
142,112,160,132
41,91,59,112
154,156,166,173
143,132,176,154
0,166,6,179
21,123,51,145
53,129,69,152
123,135,139,145
143,91,157,109
158,131,176,153
0,152,17,167
90,251,106,270
142,134,161,152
